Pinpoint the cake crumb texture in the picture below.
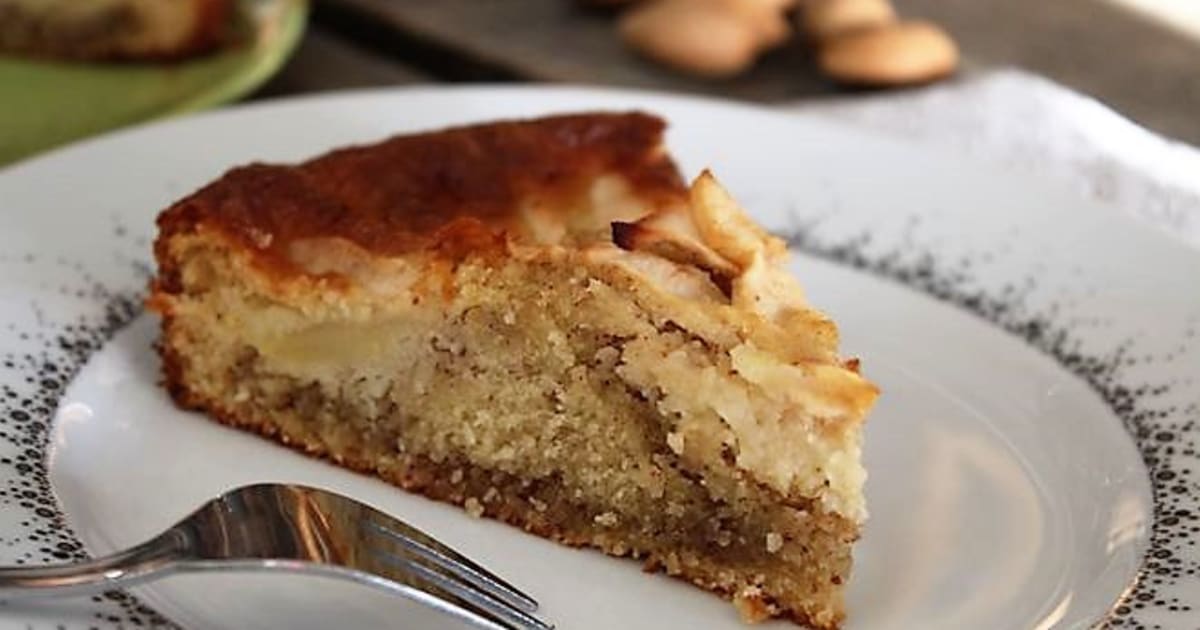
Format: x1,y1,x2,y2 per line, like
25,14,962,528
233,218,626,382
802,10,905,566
150,112,877,628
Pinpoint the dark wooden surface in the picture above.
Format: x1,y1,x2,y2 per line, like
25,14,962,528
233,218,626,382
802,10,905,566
258,28,429,97
310,0,839,101
255,0,1200,145
897,0,1200,147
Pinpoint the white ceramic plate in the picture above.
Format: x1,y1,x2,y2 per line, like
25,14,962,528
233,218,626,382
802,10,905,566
0,87,1196,630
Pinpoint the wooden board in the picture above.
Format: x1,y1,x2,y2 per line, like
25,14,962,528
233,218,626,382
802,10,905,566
313,0,1200,144
257,26,431,98
898,0,1200,145
313,0,840,102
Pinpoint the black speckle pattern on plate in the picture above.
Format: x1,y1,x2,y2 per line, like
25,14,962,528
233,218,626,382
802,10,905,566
0,231,175,628
781,209,1198,630
0,94,1196,628
0,209,1194,628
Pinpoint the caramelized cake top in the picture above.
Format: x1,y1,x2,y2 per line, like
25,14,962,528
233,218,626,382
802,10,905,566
152,111,857,374
150,111,879,523
155,112,688,276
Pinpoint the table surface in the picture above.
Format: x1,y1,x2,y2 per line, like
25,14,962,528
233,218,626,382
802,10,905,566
257,0,1200,146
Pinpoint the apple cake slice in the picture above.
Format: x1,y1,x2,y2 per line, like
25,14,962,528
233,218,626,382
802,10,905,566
149,112,878,628
0,0,233,61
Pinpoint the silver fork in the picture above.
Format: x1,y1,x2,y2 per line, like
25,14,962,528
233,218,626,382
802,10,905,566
0,483,552,630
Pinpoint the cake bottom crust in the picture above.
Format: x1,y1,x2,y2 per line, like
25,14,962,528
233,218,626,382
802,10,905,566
162,352,851,629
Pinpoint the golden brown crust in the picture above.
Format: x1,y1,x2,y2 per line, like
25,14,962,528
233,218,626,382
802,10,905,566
154,112,686,289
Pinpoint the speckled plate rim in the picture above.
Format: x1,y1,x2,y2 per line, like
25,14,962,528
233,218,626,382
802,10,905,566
0,85,1196,628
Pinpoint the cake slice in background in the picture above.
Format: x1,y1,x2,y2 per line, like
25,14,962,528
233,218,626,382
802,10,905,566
0,0,233,61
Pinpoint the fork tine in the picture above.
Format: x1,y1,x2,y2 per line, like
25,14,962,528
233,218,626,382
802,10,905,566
371,546,554,630
362,514,539,613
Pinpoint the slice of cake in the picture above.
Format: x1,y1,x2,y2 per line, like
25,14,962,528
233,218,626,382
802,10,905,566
0,0,232,61
148,112,878,628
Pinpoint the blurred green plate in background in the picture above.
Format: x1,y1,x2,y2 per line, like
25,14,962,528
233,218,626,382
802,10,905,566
0,0,308,166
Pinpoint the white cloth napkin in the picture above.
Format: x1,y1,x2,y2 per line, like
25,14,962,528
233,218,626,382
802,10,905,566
788,69,1200,249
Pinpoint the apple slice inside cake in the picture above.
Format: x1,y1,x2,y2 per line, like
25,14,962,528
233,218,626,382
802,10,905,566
149,112,878,628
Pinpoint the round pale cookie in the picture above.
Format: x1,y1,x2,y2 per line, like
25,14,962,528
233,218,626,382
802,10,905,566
801,0,896,40
578,0,640,7
818,20,958,86
620,0,763,77
721,0,795,45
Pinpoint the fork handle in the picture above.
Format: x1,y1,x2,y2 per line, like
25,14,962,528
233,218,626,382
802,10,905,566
0,531,185,599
